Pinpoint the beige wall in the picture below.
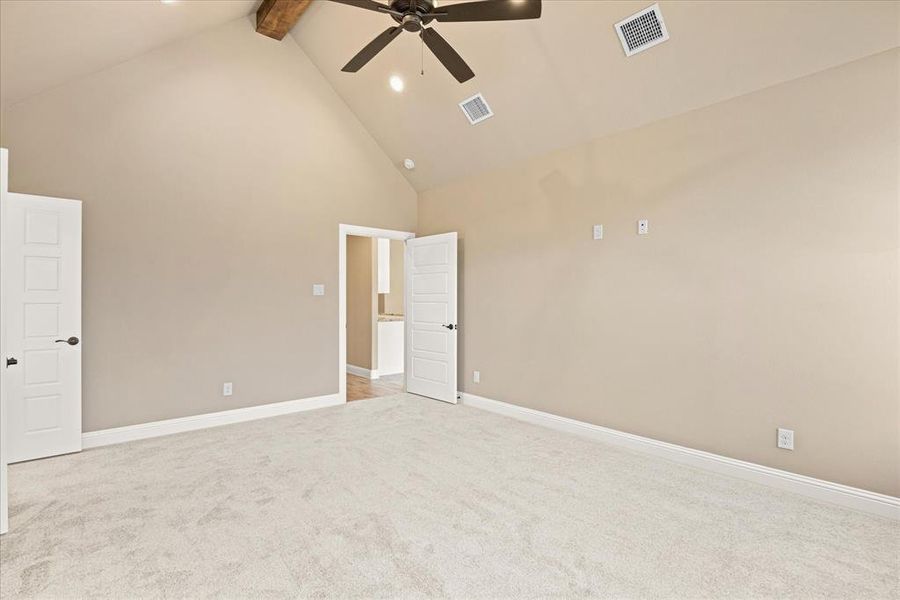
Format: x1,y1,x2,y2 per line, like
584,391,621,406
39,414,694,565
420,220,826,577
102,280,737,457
379,239,405,316
418,50,900,496
0,17,416,431
347,235,376,370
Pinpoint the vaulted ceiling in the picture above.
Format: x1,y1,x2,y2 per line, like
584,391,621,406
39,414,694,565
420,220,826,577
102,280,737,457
0,0,256,105
1,1,898,192
291,0,899,190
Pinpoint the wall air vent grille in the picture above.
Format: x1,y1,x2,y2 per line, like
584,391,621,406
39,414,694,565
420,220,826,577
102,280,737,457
459,93,494,125
615,4,669,57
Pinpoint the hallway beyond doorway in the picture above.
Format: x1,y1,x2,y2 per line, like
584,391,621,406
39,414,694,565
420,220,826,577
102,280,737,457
346,373,404,402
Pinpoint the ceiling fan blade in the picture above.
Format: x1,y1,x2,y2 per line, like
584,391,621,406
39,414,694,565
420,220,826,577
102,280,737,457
329,0,393,13
342,26,404,73
433,0,541,22
421,28,475,83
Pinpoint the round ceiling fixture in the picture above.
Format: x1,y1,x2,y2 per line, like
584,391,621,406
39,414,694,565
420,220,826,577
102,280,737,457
403,158,416,170
389,75,404,92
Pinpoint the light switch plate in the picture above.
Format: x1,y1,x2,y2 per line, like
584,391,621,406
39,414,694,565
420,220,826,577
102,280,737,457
638,219,649,235
593,224,603,240
312,284,325,296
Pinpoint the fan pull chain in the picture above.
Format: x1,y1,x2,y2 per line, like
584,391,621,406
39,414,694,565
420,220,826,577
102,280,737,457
420,33,425,76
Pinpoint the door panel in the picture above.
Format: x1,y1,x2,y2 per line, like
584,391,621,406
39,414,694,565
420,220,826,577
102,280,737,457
5,193,82,463
412,302,448,324
405,232,457,404
411,273,448,295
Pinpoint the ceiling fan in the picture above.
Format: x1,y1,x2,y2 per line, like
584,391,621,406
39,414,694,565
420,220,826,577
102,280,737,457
330,0,542,83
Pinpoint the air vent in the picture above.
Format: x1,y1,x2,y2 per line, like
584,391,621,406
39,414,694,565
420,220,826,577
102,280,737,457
459,93,493,125
615,4,669,57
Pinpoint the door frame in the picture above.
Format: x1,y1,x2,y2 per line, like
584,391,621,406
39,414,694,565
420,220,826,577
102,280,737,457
338,224,415,404
1,147,8,534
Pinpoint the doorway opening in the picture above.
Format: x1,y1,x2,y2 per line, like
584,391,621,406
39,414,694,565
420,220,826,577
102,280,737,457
345,235,406,401
338,225,415,403
338,225,458,405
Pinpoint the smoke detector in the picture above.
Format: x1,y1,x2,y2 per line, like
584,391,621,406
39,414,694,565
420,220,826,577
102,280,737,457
403,158,416,170
459,93,493,125
615,4,669,57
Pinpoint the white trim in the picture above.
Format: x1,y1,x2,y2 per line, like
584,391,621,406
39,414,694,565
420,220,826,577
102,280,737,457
0,147,8,535
82,394,341,449
461,392,900,520
347,364,379,380
338,224,414,404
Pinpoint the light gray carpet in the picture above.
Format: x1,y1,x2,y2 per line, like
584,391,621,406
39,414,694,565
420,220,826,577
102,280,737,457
1,394,897,599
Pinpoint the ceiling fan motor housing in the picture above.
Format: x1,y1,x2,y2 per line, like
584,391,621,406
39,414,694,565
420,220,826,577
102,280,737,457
391,0,436,29
401,14,423,32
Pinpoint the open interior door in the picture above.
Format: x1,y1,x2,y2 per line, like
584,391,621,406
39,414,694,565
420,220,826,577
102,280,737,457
4,192,82,463
405,232,457,404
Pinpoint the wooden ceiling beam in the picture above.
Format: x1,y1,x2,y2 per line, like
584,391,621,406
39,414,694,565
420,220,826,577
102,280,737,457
256,0,313,41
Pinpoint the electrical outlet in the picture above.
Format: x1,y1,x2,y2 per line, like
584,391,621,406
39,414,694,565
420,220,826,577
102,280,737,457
777,428,794,450
223,382,233,397
312,284,325,296
592,224,603,240
473,370,481,383
637,219,649,235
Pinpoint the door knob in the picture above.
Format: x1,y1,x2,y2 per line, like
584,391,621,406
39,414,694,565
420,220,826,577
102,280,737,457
55,336,80,346
6,357,17,367
442,324,457,330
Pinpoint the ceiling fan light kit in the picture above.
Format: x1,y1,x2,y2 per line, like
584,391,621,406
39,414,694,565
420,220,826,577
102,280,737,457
331,0,542,83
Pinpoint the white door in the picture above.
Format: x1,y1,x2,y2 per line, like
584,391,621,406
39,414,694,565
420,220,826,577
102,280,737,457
405,232,457,404
4,192,82,463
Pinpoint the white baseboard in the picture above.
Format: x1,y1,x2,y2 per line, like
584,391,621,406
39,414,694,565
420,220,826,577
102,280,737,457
347,364,379,380
461,392,899,520
82,393,342,449
377,368,403,377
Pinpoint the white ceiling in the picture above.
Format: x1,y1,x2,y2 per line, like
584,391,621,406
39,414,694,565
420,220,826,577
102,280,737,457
0,0,257,106
291,0,900,191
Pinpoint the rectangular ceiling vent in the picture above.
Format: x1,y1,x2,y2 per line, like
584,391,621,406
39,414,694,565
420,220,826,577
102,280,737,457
459,93,494,125
615,3,669,57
